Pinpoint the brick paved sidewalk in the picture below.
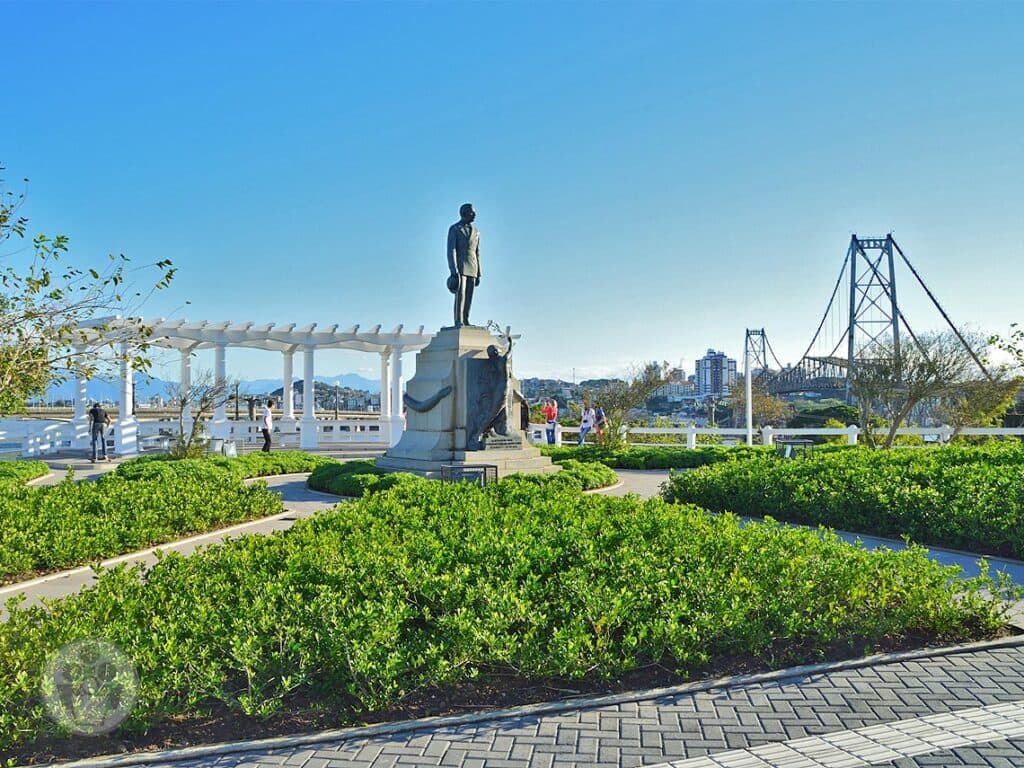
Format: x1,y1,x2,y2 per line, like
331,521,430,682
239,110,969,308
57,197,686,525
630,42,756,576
66,637,1024,768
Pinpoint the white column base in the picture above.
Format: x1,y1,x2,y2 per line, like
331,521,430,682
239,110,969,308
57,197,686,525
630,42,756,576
299,419,319,450
71,417,91,450
209,419,231,440
387,415,404,447
114,417,139,457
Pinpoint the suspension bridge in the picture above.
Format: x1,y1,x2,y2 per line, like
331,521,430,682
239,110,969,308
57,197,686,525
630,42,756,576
747,234,984,400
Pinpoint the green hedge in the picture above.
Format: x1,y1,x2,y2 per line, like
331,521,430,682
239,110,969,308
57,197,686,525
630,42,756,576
540,444,773,469
307,459,618,497
662,443,1024,559
0,460,49,488
0,474,283,584
306,459,407,497
0,478,1008,752
115,451,336,482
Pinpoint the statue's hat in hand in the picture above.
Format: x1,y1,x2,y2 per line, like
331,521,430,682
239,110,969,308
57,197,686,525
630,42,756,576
446,274,459,294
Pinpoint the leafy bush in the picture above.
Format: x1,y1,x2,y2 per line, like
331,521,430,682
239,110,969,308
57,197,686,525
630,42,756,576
0,479,1009,752
548,459,618,490
540,444,772,469
308,460,617,497
306,459,407,497
116,451,336,482
0,460,49,488
663,443,1024,558
0,474,283,583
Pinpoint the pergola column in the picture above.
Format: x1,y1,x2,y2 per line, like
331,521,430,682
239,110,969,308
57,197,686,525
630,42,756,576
113,342,138,456
379,350,392,443
211,342,230,439
388,346,404,446
300,344,318,449
179,347,194,439
71,345,90,449
282,348,296,427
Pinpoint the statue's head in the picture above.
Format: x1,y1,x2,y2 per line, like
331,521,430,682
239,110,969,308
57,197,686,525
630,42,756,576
459,203,476,224
487,345,500,359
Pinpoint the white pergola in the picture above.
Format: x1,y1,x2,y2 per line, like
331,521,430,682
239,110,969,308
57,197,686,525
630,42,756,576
73,318,434,454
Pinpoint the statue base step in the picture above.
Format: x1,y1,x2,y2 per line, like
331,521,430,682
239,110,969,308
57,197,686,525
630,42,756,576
376,445,557,479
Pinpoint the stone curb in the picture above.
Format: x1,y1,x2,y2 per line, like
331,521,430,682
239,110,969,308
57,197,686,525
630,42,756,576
584,478,624,494
49,633,1024,768
25,472,56,486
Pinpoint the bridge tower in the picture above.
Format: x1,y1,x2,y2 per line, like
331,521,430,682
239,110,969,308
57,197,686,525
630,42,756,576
742,329,769,443
845,234,902,403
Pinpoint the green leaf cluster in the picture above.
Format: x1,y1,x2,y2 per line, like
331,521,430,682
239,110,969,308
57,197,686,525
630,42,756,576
115,451,336,483
541,444,773,469
0,460,48,490
0,478,1008,752
663,443,1024,558
0,473,282,583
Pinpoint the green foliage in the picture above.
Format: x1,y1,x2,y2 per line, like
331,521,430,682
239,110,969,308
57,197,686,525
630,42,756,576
540,444,772,469
0,474,282,583
663,443,1024,559
787,404,860,428
115,451,335,482
306,459,407,497
0,479,1008,751
0,460,48,489
307,459,618,496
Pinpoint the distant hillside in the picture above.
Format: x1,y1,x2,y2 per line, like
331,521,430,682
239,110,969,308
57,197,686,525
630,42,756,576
42,372,380,404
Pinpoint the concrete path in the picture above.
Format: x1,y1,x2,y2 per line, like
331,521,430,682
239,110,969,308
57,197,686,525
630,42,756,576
70,637,1024,768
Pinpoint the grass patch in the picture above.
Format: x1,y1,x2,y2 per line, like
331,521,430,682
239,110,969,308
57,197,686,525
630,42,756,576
0,476,1011,756
663,443,1024,559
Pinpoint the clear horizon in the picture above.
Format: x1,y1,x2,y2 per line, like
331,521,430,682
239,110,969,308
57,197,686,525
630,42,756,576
3,2,1022,384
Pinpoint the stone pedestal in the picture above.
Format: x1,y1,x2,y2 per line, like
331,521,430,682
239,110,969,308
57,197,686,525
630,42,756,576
377,326,556,478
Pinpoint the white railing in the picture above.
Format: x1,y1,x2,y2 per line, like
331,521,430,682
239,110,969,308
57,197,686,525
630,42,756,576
530,423,1024,448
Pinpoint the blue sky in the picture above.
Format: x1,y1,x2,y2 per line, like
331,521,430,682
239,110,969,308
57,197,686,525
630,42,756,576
3,1,1022,383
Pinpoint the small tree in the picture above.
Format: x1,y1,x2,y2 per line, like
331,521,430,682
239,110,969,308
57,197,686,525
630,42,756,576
729,380,793,427
590,361,668,450
165,369,237,457
850,330,989,448
0,165,175,414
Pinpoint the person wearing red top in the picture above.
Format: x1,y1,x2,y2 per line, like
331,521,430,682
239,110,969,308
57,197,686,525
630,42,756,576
541,399,559,445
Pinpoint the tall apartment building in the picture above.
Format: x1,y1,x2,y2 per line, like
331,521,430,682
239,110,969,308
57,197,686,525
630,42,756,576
696,349,737,397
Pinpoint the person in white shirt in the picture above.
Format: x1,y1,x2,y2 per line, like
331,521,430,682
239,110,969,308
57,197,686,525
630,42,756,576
261,399,275,453
578,404,596,446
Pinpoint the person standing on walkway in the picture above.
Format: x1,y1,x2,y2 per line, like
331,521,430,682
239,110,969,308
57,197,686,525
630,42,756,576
578,403,596,446
542,399,559,444
88,402,111,462
261,399,275,453
446,203,481,327
593,402,608,445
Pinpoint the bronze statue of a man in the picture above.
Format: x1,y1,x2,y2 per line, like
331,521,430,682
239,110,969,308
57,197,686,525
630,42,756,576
447,203,481,327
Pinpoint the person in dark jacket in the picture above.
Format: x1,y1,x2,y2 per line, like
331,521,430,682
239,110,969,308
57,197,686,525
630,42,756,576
88,402,111,462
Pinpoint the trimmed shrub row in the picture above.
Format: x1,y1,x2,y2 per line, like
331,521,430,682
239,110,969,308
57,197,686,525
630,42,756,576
0,460,49,488
115,451,336,482
0,476,1008,752
540,444,773,469
306,459,619,498
0,473,283,584
662,443,1024,559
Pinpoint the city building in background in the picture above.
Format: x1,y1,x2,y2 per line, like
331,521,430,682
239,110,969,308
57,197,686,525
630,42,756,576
696,349,737,397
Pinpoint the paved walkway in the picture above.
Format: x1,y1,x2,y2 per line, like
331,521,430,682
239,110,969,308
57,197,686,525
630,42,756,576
74,638,1024,768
